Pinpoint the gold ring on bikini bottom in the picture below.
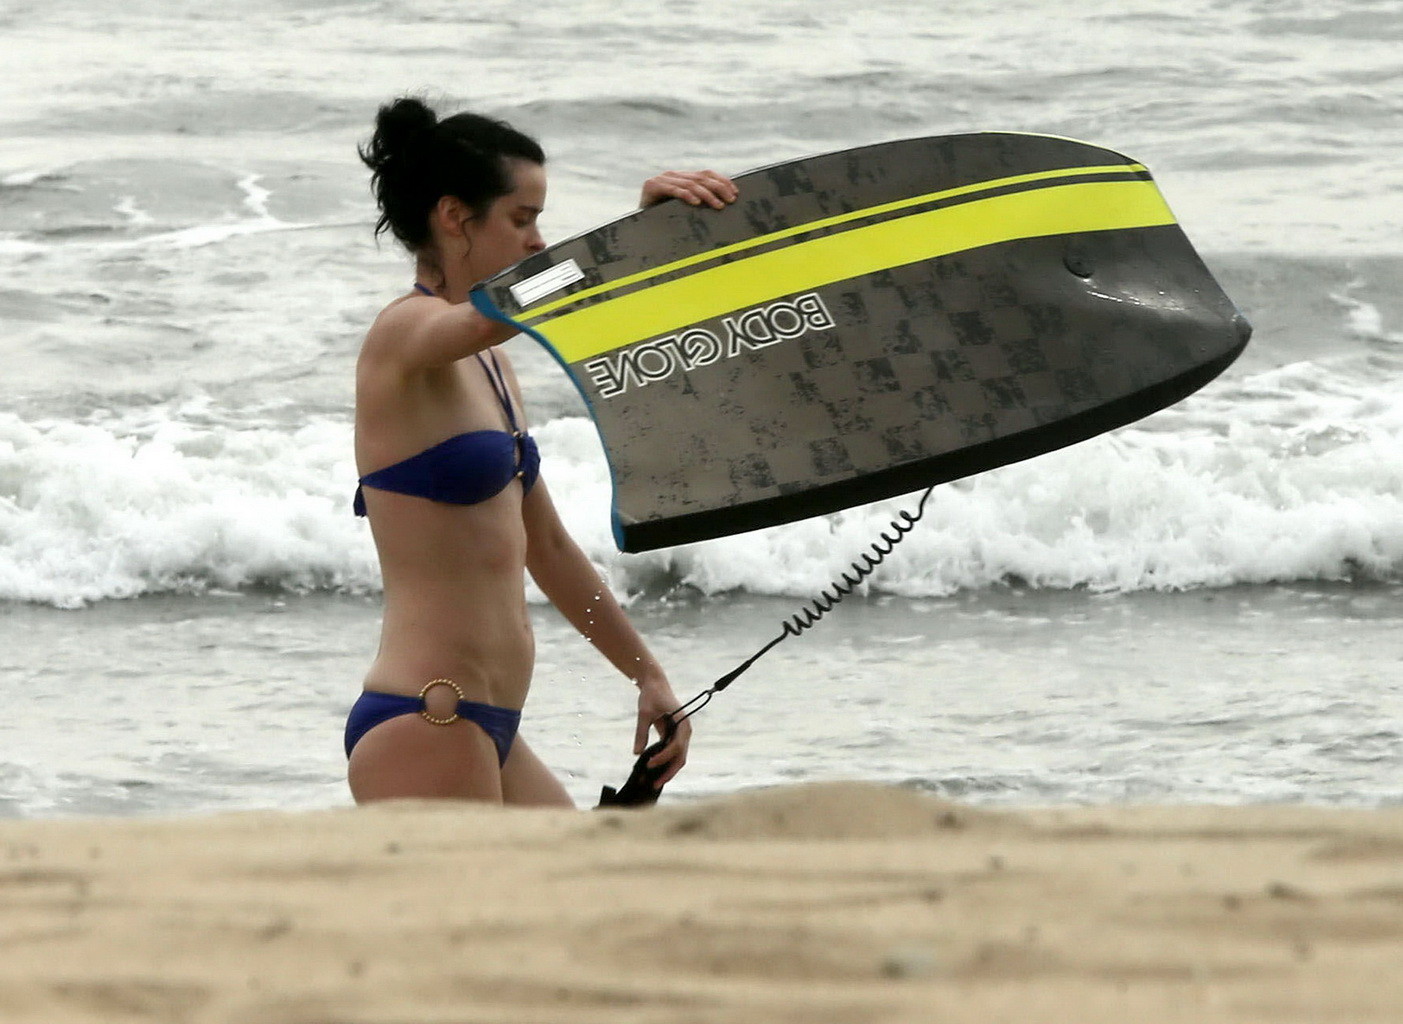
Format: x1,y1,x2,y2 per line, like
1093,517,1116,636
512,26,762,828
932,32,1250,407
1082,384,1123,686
418,678,464,726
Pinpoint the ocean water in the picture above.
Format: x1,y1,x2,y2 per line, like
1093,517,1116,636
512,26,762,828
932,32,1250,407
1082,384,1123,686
2,0,1401,816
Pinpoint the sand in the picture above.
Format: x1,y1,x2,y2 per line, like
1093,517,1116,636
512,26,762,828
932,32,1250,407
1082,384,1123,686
1,783,1400,1024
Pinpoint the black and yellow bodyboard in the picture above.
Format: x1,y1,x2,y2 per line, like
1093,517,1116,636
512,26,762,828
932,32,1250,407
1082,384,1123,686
472,133,1250,552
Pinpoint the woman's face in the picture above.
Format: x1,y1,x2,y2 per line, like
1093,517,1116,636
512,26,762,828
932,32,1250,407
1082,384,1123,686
462,159,547,282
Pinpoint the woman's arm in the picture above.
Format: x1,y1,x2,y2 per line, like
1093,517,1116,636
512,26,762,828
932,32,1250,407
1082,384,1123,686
361,294,518,371
522,479,692,783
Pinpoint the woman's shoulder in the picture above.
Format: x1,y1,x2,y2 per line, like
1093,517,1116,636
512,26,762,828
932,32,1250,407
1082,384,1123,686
359,291,433,366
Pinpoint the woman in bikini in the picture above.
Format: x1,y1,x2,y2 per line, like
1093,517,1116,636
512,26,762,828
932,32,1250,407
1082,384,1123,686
344,96,737,805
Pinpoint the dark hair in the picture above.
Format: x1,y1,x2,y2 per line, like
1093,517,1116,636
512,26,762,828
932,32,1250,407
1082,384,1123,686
358,96,545,251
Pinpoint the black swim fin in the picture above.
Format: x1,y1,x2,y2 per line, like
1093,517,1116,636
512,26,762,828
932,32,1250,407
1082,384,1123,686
596,715,677,809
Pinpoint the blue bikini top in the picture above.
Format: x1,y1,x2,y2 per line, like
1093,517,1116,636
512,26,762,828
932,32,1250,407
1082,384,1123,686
354,297,539,517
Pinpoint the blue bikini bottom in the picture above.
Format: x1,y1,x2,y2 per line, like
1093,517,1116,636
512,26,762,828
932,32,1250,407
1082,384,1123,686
344,690,522,766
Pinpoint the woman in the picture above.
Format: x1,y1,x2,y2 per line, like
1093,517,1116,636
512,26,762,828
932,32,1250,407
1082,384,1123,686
345,96,737,806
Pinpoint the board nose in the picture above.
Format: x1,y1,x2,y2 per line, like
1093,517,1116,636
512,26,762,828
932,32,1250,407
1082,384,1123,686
1233,311,1253,347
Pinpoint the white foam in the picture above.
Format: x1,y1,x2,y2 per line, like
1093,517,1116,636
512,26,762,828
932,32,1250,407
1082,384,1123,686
0,166,71,188
1330,282,1388,340
5,354,1403,608
130,219,304,250
236,172,274,219
120,175,307,250
0,235,45,256
3,167,310,254
575,360,1403,599
113,195,155,227
0,409,378,608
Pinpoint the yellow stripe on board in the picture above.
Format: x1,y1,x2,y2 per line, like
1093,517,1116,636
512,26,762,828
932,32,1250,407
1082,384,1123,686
518,162,1148,323
535,178,1176,366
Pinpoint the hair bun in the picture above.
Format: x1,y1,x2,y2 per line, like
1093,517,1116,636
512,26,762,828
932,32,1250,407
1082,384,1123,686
364,97,439,172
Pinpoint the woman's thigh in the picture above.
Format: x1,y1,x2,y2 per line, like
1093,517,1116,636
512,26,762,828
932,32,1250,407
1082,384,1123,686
501,736,575,808
347,714,504,804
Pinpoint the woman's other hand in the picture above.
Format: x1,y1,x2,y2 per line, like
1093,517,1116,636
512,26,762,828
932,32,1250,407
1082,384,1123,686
640,170,738,210
634,674,692,786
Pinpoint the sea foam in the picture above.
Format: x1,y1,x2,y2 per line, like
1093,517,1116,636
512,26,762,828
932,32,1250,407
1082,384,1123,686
4,356,1403,608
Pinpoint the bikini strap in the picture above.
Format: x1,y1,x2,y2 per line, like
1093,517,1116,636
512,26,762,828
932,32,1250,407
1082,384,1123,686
476,350,522,434
412,283,435,297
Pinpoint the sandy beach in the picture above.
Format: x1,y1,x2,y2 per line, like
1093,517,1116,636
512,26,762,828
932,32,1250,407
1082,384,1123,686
4,4,1403,1021
2,782,1400,1024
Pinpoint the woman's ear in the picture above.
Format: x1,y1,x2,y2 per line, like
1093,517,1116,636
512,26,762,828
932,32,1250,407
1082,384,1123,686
432,195,472,239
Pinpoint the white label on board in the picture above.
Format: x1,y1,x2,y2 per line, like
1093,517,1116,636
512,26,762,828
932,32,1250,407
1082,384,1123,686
509,258,585,308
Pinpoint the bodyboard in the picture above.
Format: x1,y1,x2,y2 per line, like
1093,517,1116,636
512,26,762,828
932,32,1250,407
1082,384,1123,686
471,132,1250,552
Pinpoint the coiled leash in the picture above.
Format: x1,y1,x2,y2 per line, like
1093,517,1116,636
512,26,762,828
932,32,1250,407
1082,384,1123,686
597,485,937,808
